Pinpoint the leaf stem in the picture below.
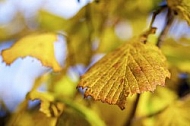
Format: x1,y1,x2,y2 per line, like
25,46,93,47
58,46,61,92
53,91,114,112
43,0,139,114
123,94,141,126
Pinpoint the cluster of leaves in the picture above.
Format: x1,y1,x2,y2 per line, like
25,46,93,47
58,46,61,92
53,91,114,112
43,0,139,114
0,0,190,126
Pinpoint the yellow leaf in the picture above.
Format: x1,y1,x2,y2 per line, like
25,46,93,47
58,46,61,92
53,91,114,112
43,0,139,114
167,0,190,25
1,33,62,72
155,95,190,126
78,38,170,110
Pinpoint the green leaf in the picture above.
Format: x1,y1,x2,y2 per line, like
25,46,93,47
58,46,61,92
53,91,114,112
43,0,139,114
38,10,67,31
155,95,190,126
56,108,91,126
78,37,170,110
58,99,106,126
66,27,92,66
137,86,178,117
161,37,190,72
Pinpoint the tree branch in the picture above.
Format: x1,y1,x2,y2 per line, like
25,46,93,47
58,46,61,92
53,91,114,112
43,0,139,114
123,94,141,126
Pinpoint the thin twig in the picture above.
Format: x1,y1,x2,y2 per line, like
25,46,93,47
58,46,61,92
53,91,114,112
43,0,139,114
140,27,157,44
149,5,167,29
123,94,141,126
157,9,174,47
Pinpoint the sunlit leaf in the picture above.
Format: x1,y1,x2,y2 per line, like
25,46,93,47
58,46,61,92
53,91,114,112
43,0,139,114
78,37,170,110
155,95,190,126
1,33,62,72
161,37,190,72
167,0,190,25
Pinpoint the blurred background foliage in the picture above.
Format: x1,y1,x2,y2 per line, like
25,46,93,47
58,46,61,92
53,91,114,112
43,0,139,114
0,0,190,126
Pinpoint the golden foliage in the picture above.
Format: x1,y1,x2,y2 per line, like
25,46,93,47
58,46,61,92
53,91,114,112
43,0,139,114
1,0,190,125
1,33,62,72
78,36,170,110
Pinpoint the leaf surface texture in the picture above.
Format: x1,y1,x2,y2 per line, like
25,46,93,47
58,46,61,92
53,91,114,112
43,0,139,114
78,39,170,109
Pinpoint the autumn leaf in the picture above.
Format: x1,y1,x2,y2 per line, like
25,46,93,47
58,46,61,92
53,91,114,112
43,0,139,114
155,95,190,126
167,0,190,25
1,33,62,72
77,38,170,110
